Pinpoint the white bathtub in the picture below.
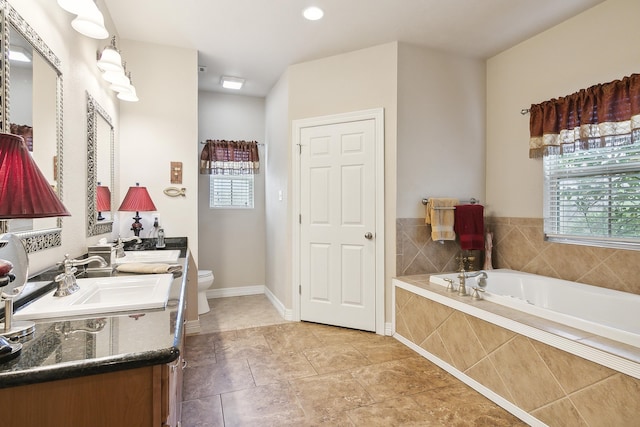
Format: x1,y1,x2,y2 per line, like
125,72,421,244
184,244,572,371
430,269,640,349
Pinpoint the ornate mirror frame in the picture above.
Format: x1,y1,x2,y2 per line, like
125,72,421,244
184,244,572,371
0,0,64,252
87,92,114,236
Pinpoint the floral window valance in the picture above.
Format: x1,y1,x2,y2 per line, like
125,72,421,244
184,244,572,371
200,140,260,175
528,73,640,158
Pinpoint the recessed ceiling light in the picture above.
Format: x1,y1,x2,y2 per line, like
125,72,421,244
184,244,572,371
303,6,324,21
220,76,245,90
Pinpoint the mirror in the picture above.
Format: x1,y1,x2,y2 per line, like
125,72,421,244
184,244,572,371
87,93,114,237
0,1,64,252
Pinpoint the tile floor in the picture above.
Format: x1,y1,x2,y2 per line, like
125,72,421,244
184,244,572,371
181,295,527,426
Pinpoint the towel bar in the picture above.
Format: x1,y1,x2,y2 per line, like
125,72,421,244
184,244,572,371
422,197,479,206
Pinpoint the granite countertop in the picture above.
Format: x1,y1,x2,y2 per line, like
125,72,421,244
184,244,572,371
0,238,189,389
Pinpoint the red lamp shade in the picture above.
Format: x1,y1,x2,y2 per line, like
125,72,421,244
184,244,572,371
118,183,156,212
0,132,70,219
96,185,111,212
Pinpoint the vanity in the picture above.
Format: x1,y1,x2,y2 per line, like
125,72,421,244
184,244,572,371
0,242,190,427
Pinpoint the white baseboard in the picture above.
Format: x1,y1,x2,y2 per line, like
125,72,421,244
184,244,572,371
384,322,393,336
264,286,293,320
206,285,265,299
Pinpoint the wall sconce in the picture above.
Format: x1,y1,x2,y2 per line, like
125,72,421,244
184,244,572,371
118,183,157,236
97,41,139,102
97,36,124,73
116,73,139,102
0,133,70,342
59,0,109,40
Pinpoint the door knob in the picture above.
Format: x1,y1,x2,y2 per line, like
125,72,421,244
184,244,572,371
364,232,373,240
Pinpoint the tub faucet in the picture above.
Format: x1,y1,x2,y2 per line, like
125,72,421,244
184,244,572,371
465,270,488,287
114,236,142,258
54,254,107,297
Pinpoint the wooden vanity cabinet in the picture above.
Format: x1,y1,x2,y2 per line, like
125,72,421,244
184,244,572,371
0,352,185,427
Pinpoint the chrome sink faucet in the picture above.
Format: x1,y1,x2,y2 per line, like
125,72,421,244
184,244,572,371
114,236,142,258
54,254,107,297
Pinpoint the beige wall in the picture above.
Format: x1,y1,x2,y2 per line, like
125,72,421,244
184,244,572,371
12,0,120,274
286,42,398,319
397,43,486,219
486,0,640,218
117,39,199,264
264,71,291,308
197,91,266,289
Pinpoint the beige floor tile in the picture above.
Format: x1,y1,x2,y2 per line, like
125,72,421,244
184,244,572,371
290,371,375,419
352,356,457,402
303,343,371,374
182,294,529,427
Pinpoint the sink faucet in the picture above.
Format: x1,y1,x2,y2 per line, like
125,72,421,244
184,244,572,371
54,254,107,297
114,236,142,258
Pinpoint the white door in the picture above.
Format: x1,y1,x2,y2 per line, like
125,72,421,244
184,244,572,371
300,118,376,331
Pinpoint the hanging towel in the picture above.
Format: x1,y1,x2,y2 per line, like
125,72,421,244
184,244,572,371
425,198,459,241
116,263,183,274
454,204,485,250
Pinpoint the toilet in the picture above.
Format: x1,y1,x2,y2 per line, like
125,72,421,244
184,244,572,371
197,270,214,315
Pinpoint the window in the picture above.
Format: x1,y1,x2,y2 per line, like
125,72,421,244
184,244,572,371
544,141,640,249
209,175,254,209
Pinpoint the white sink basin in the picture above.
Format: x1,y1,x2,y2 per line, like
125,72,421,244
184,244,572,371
14,274,173,320
115,249,180,264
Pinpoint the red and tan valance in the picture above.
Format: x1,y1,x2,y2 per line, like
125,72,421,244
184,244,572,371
528,73,640,158
200,140,260,175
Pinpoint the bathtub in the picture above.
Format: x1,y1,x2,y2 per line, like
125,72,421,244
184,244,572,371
393,271,640,426
429,269,640,349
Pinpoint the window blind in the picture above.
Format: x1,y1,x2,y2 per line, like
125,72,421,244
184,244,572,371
543,141,640,249
209,175,254,208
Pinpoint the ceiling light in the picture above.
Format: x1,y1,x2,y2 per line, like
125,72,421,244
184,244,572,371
71,2,109,39
303,6,324,21
8,46,31,63
220,76,245,90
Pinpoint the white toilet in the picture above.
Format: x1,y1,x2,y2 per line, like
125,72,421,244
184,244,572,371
197,270,214,315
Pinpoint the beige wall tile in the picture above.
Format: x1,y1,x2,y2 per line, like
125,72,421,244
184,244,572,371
465,315,516,354
439,312,487,371
530,340,615,394
531,397,588,427
489,336,565,411
570,374,640,427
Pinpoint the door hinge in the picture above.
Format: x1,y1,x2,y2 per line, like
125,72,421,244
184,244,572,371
299,144,302,154
299,284,301,295
299,213,302,224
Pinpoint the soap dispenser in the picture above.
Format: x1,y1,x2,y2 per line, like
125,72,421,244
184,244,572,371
156,228,166,249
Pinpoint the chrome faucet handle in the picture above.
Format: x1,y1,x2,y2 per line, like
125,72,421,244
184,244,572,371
443,278,456,292
471,286,485,300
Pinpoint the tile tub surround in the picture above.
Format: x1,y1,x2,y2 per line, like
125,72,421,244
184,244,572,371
393,279,640,427
397,217,640,295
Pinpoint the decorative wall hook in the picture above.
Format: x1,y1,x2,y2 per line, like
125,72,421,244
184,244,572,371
163,187,186,197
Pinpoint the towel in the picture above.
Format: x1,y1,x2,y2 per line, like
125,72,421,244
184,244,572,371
425,198,459,241
115,263,183,274
454,204,485,250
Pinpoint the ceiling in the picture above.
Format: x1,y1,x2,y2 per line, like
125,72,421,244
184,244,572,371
103,0,604,97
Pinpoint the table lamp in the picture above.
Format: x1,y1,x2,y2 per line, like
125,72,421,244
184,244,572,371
96,183,111,220
118,183,156,236
0,132,70,342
